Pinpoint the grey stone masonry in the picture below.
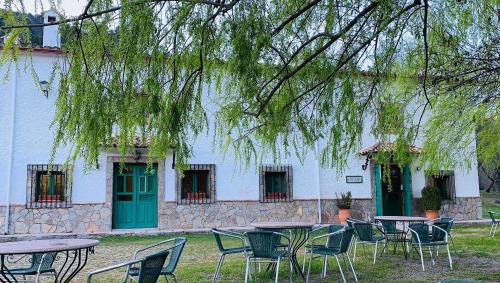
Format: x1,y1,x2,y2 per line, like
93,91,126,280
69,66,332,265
413,197,482,220
1,197,481,235
6,204,111,234
440,197,482,220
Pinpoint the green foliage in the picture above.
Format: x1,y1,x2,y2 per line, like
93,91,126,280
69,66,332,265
0,0,498,174
335,191,352,209
421,186,442,211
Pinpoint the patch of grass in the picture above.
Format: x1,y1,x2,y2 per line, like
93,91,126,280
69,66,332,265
76,225,499,282
481,191,500,218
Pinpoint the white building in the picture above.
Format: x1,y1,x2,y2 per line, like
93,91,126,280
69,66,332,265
0,14,482,235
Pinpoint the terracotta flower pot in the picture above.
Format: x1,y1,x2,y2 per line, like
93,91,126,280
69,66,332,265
338,208,352,224
425,210,440,220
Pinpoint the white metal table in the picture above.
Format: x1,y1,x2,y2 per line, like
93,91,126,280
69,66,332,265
0,238,99,283
374,216,428,259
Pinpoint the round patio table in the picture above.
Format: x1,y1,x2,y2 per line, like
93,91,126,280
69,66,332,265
0,238,99,283
250,222,315,281
374,216,428,259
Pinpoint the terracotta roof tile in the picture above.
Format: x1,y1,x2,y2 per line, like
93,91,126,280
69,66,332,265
358,142,421,155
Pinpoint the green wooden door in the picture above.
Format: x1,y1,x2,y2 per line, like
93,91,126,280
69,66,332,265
375,164,383,216
113,164,157,229
402,165,413,216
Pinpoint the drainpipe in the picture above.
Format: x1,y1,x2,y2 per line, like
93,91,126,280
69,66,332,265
315,140,322,224
4,66,17,234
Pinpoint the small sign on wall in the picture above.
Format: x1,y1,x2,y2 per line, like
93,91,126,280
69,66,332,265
346,176,363,183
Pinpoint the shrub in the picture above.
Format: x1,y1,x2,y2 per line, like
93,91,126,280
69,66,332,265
336,191,352,209
421,186,442,210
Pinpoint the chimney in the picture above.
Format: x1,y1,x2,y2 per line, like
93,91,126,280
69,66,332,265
42,9,60,48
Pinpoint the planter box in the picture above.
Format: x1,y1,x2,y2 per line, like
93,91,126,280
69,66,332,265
38,194,63,202
187,192,206,200
266,192,286,199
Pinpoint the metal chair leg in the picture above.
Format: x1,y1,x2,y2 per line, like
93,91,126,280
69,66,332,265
214,254,225,280
322,256,328,277
373,241,378,264
244,257,250,283
275,258,281,283
418,244,425,271
353,238,358,262
428,246,434,265
302,248,307,273
306,250,313,283
346,253,358,282
446,244,453,270
334,255,346,283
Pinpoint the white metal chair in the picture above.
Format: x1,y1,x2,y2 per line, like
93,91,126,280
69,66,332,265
408,223,452,271
244,231,291,283
211,229,248,281
305,227,357,283
352,222,386,264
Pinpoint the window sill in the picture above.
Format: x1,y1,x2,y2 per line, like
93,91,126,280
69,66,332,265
178,199,213,205
27,203,72,209
261,199,294,203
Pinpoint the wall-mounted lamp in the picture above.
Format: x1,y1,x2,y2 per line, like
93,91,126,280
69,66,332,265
170,146,176,169
134,149,142,161
361,154,372,171
39,80,49,98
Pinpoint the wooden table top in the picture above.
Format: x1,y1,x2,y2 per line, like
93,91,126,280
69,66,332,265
250,222,315,229
0,239,99,255
374,216,428,222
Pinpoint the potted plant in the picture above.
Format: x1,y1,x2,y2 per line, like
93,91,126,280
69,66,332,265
421,186,442,219
336,191,352,224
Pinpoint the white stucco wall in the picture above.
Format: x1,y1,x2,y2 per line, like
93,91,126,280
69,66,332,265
0,54,108,205
0,64,15,205
0,51,481,206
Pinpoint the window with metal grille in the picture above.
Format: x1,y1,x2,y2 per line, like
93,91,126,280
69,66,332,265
260,165,293,202
176,164,215,204
26,164,72,208
426,170,455,201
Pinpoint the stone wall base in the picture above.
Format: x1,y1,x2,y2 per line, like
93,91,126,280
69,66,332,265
5,204,111,234
158,199,372,229
1,197,481,235
413,197,482,220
